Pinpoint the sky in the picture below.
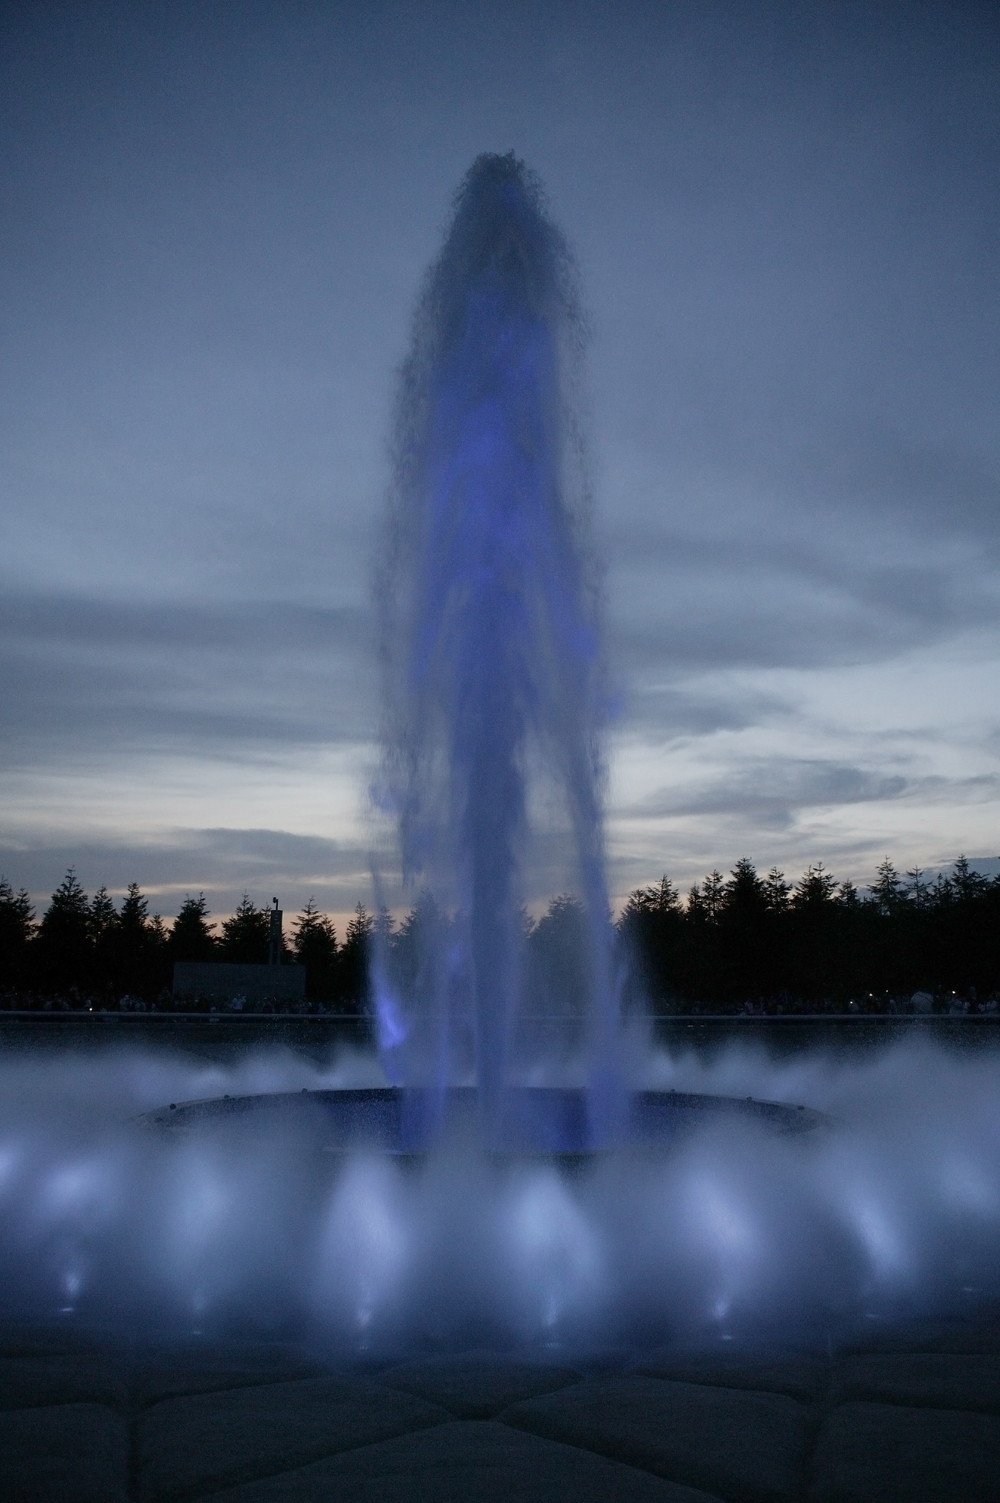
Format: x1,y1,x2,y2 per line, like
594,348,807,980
2,0,998,928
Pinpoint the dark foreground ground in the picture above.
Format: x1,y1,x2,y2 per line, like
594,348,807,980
3,1310,999,1503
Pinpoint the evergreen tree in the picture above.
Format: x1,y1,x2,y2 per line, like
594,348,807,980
87,885,118,998
388,894,447,1017
939,856,994,997
526,894,588,1016
787,865,841,1007
677,874,726,1005
722,858,766,914
621,875,682,924
35,868,91,992
110,882,164,996
871,857,904,915
718,859,769,1004
292,898,338,1000
793,863,838,907
220,894,270,964
340,903,374,1011
763,868,792,912
701,870,726,922
88,886,116,940
168,894,218,962
618,875,685,1010
685,881,706,920
0,877,34,992
950,854,989,902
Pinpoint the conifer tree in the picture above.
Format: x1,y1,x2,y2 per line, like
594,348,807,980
950,854,988,902
88,886,117,941
717,859,769,1005
88,885,118,997
220,894,270,964
109,882,165,997
340,903,374,1010
0,877,34,991
526,894,587,1016
794,863,837,907
905,867,929,908
700,870,726,922
685,881,707,921
618,876,684,1011
35,868,91,992
763,868,792,912
723,858,766,915
871,857,904,914
169,894,218,961
621,875,681,923
292,898,338,999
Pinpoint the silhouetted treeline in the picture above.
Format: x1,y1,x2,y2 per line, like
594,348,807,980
1,855,997,1014
0,871,374,1012
617,856,1000,1013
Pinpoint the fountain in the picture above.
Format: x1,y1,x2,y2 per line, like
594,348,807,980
143,154,815,1164
370,152,617,1149
2,158,997,1359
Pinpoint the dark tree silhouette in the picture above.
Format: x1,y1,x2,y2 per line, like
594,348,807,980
871,857,905,915
525,894,588,1016
108,882,165,997
717,858,770,1004
785,863,843,1005
618,875,684,1009
386,892,443,1018
34,868,91,993
340,903,374,1011
168,894,218,962
763,867,792,913
86,885,118,1000
220,894,271,964
0,847,996,1012
292,899,338,1000
0,877,34,992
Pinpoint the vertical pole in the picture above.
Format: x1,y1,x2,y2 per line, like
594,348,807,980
268,898,283,967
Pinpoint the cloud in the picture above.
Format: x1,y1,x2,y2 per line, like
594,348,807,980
609,530,996,677
623,759,912,826
617,683,789,740
793,423,1000,549
0,826,372,920
1,0,997,913
0,590,373,762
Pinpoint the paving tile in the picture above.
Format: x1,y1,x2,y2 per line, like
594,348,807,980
505,1375,810,1503
830,1352,1000,1413
633,1350,829,1404
132,1344,328,1406
810,1400,1000,1503
197,1418,725,1502
0,1354,129,1409
380,1351,582,1416
138,1374,450,1502
0,1401,128,1502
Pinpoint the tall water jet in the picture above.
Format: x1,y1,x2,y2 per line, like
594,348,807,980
375,154,618,1144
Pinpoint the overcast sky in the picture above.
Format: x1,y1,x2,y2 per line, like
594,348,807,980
2,0,998,926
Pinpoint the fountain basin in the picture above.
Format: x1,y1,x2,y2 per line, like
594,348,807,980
137,1085,826,1153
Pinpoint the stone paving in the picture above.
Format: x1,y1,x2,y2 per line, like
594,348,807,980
2,1314,999,1502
